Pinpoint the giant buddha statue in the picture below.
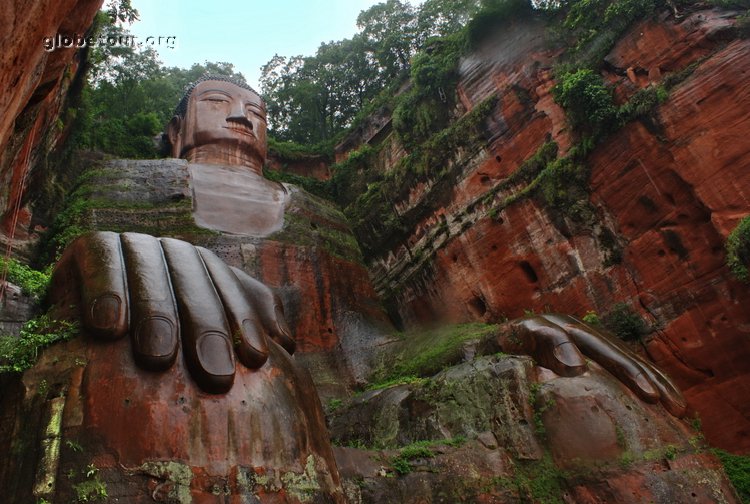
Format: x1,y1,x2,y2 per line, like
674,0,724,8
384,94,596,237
0,76,691,503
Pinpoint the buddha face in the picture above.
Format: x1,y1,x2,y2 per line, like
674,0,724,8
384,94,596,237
170,80,268,166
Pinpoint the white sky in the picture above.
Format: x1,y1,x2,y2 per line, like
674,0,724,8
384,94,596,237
127,0,424,89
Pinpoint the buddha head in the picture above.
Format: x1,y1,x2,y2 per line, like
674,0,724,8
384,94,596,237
166,75,267,171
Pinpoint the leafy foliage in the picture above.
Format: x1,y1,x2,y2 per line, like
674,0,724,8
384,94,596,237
553,69,619,140
0,257,51,299
726,215,750,282
0,314,79,373
601,302,648,341
389,438,466,475
74,10,247,159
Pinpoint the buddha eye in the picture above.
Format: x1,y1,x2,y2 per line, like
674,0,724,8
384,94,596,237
202,95,229,104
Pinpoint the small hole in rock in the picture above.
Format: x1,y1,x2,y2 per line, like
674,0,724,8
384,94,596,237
468,296,487,316
519,261,539,283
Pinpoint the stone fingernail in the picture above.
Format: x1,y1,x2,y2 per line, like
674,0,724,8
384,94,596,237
553,341,584,368
90,294,122,330
135,316,177,358
196,332,235,377
634,373,658,401
241,319,267,354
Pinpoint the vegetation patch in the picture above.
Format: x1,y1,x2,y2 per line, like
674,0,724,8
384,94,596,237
726,215,750,282
509,451,568,504
0,313,79,373
0,257,51,300
712,448,750,503
389,437,466,475
371,323,498,385
601,302,649,341
553,68,619,141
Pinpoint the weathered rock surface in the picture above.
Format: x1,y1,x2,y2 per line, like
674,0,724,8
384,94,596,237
0,0,102,256
329,355,740,503
0,335,345,503
353,8,750,453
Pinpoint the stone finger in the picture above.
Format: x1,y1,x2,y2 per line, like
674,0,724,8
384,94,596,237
160,238,235,393
120,232,179,371
198,247,269,369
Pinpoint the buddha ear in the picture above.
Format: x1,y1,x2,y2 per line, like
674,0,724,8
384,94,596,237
167,116,182,158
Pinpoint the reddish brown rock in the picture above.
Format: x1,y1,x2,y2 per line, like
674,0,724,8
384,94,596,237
0,0,102,253
0,335,345,503
328,355,740,503
360,9,750,453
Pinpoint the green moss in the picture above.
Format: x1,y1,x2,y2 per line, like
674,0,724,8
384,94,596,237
373,323,498,384
389,438,466,475
43,167,215,260
263,167,334,201
712,448,750,503
366,375,428,392
553,68,619,140
727,215,750,282
346,96,498,259
71,465,108,503
511,451,567,504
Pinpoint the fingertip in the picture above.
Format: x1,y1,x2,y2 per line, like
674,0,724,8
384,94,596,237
235,319,269,369
86,293,128,340
632,372,660,403
191,332,236,394
662,393,688,418
552,341,586,376
132,315,179,370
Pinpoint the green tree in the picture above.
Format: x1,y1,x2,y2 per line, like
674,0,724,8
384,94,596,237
357,0,418,81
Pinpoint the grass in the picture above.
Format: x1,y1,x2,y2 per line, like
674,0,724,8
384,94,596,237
389,437,466,475
371,323,499,384
712,449,750,503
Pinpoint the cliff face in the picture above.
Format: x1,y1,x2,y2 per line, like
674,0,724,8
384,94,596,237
355,8,750,453
0,0,102,254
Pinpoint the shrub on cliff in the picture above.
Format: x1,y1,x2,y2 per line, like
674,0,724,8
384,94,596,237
726,215,750,282
553,69,619,140
601,303,649,341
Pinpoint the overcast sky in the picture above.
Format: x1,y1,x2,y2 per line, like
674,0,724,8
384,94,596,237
127,0,423,89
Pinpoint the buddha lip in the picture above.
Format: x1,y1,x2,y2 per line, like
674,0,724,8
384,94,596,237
224,124,254,137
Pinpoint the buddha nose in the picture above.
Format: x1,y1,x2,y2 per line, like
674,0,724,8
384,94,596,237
227,103,252,128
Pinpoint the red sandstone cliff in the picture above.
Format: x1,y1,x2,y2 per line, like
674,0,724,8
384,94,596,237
0,0,102,255
350,8,750,453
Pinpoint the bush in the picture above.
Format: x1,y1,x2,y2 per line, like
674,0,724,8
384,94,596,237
727,215,750,282
553,69,619,139
601,303,648,341
0,314,79,373
0,257,51,299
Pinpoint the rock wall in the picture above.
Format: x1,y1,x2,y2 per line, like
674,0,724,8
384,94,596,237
329,353,740,503
0,0,103,256
356,9,750,453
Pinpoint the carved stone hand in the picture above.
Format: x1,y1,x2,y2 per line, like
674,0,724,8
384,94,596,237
50,231,295,393
501,313,687,417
